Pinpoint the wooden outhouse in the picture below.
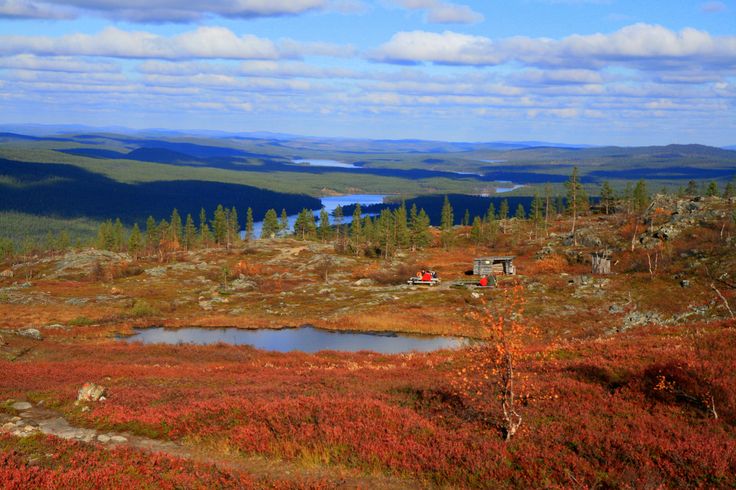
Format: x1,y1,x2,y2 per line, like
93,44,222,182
473,256,516,276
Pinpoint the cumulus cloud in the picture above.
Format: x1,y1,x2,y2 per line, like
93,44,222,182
1,0,333,21
0,27,283,60
0,54,119,72
0,27,355,61
393,0,483,24
372,24,736,69
371,30,501,65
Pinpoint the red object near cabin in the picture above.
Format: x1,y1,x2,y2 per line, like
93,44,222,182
422,272,432,281
479,276,489,287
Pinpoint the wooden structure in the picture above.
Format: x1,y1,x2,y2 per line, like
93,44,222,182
473,256,516,276
407,276,441,286
591,252,612,275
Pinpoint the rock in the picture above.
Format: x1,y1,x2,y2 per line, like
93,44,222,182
97,434,111,443
77,383,107,402
145,266,167,277
680,280,690,288
0,269,13,278
470,292,481,299
0,334,5,346
1,422,14,432
230,278,257,291
18,328,42,340
608,304,624,314
110,435,127,443
65,298,89,306
353,278,375,286
11,401,32,411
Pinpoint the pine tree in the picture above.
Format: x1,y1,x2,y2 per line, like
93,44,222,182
440,195,454,249
470,216,484,245
486,202,496,222
245,207,254,241
530,192,543,226
128,223,143,257
394,202,409,250
113,218,125,251
97,220,115,251
706,181,719,197
350,204,363,254
261,209,280,239
514,203,526,220
565,166,587,236
183,214,196,250
279,208,289,236
294,209,317,240
228,206,240,247
170,209,182,246
56,230,70,252
685,180,699,196
599,181,615,215
724,181,735,200
333,205,344,248
415,208,432,249
463,209,470,226
376,208,394,258
212,204,228,246
146,215,157,254
499,199,509,221
318,208,331,242
633,180,649,214
199,208,212,246
409,204,420,251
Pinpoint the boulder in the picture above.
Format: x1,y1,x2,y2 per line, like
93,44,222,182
11,401,32,411
18,328,42,340
77,383,107,402
0,269,13,278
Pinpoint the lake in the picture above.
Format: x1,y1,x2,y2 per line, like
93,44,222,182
292,158,359,169
121,326,471,354
245,193,386,238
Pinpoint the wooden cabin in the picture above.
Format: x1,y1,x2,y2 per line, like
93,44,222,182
473,256,516,276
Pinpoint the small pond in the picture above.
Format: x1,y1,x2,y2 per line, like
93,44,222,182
292,158,359,169
121,326,470,354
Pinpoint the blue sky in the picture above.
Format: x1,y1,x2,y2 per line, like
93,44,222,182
0,0,734,145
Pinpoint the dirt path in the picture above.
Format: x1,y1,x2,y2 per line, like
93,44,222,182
1,401,417,489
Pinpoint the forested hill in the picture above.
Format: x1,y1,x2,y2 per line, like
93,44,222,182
0,159,320,225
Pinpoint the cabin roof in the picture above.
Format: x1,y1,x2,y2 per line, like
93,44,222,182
474,256,516,261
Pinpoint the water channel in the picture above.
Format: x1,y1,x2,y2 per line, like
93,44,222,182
122,326,471,354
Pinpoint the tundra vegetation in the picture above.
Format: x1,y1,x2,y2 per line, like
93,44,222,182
1,175,736,488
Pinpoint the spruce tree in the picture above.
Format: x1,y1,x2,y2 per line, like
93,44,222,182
600,181,615,215
146,215,157,254
333,205,344,248
530,192,543,226
440,195,454,249
633,180,649,214
377,208,394,258
685,180,698,196
245,207,254,241
463,209,470,226
318,208,331,242
514,203,526,220
199,208,212,246
228,206,240,247
279,208,289,236
565,166,588,236
350,204,363,254
394,202,409,250
724,182,735,200
212,204,228,245
113,218,125,251
706,181,719,197
170,209,182,246
470,216,484,245
415,208,432,249
184,214,196,250
261,209,280,239
499,199,509,221
128,223,143,257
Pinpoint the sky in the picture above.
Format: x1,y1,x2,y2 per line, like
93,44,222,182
0,0,734,145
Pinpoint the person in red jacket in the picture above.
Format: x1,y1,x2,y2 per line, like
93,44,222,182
479,275,489,287
422,271,432,281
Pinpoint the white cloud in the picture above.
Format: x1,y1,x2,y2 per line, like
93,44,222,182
372,24,736,69
2,0,333,21
701,1,727,13
0,27,283,60
393,0,483,24
0,54,118,72
371,30,501,65
0,0,72,18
